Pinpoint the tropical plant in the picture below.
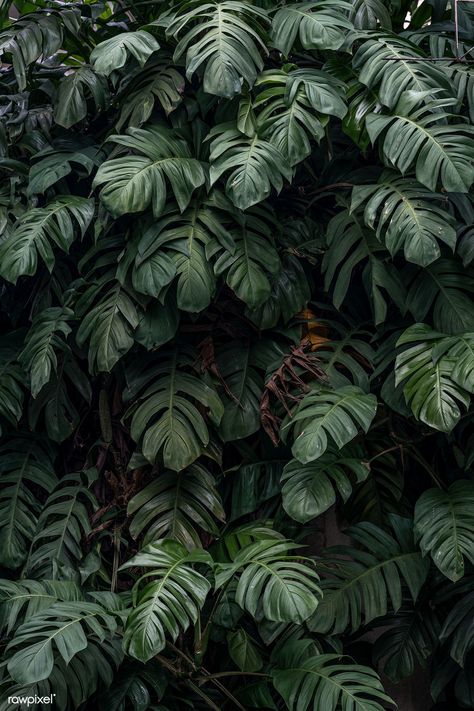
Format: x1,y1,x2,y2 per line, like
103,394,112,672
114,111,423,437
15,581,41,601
0,0,473,708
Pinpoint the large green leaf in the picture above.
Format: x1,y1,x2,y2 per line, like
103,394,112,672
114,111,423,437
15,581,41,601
124,349,223,470
96,660,167,711
309,517,429,634
6,601,117,684
254,67,347,166
230,459,284,521
209,124,292,210
93,126,206,218
26,470,97,579
227,628,263,672
19,307,73,397
272,639,393,711
91,31,160,76
246,253,311,329
271,1,353,54
27,145,98,195
76,278,139,374
213,522,284,564
165,0,268,98
354,35,454,109
366,98,474,193
0,10,78,90
440,590,474,665
351,174,457,267
121,540,213,662
117,58,184,129
54,68,108,129
373,605,441,682
406,259,474,335
27,352,92,443
414,481,474,582
350,0,392,28
216,343,264,440
216,538,322,623
134,292,180,350
0,197,94,283
210,205,281,307
127,463,225,549
0,338,24,434
119,193,234,312
0,439,57,570
282,385,377,464
344,447,405,526
0,579,83,636
310,316,375,389
322,208,406,324
395,324,473,432
282,447,369,523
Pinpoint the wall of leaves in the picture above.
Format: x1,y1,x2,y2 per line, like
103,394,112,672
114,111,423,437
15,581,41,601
0,0,474,708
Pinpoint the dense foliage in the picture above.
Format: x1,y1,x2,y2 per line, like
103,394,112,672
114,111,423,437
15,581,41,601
0,0,474,708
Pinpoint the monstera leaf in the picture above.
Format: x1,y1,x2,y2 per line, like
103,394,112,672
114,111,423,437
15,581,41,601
350,0,392,28
0,197,94,283
271,1,353,54
440,590,474,665
0,439,57,570
54,67,108,128
91,31,160,75
406,259,474,335
76,277,139,374
93,126,206,217
395,324,473,432
272,639,393,711
117,58,184,129
27,351,92,443
26,470,97,579
282,385,377,463
254,67,347,166
0,579,84,635
121,540,213,662
310,517,429,634
414,481,474,582
351,174,457,267
0,338,24,434
282,447,369,522
311,316,375,389
19,307,73,397
127,463,225,549
354,35,454,109
374,604,441,682
246,252,311,329
209,124,292,210
366,98,474,193
96,660,167,711
27,145,98,195
0,10,77,89
216,343,264,441
124,349,223,470
322,208,406,324
210,205,281,307
227,628,263,672
6,601,118,684
216,538,322,623
165,0,269,97
121,193,234,312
